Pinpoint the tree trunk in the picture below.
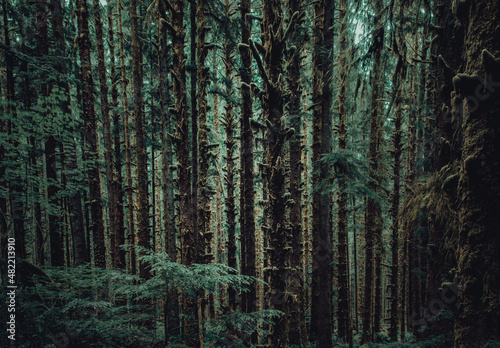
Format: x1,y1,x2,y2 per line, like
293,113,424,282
224,0,237,311
336,0,350,341
361,0,384,342
310,0,334,346
107,6,126,269
172,0,196,342
454,1,500,346
239,0,256,315
130,0,149,280
92,0,116,271
76,0,106,268
117,0,136,275
389,50,406,342
286,0,304,345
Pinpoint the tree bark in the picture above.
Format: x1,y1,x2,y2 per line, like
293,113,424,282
454,1,500,346
130,0,150,279
239,0,257,315
76,0,106,268
310,0,334,345
336,0,350,341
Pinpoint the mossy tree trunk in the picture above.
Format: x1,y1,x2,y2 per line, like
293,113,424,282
454,1,500,346
286,0,305,344
130,0,149,279
255,0,291,344
117,0,136,274
224,0,237,311
310,0,334,345
336,0,350,342
107,6,126,270
239,0,257,315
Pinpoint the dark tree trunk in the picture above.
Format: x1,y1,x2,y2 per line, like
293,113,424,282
223,0,237,311
310,0,334,346
255,0,290,344
336,0,350,342
92,0,116,270
286,0,305,345
239,0,256,315
454,1,500,346
76,0,106,268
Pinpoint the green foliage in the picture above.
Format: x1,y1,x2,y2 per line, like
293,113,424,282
2,252,280,347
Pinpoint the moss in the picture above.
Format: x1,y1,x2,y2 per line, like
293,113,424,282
442,173,459,195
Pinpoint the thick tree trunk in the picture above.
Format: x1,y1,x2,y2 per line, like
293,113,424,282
286,0,304,345
454,1,500,346
310,0,334,346
257,0,289,344
76,0,106,268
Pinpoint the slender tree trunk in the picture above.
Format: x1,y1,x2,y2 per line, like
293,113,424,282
310,0,334,345
190,0,198,257
361,0,384,342
224,0,237,311
157,2,179,338
337,0,350,341
76,0,106,268
172,0,196,342
117,0,136,275
92,0,116,271
239,0,256,315
389,51,405,342
197,0,211,264
107,6,125,269
130,0,149,279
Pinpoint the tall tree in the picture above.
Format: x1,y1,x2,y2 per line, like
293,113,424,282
362,0,384,341
76,0,106,268
223,0,237,311
239,0,257,314
251,0,294,344
92,0,116,269
336,0,350,342
310,0,334,345
130,0,150,279
286,0,305,344
108,6,126,269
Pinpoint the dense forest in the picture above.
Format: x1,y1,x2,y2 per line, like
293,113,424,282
1,0,499,346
